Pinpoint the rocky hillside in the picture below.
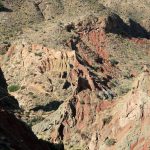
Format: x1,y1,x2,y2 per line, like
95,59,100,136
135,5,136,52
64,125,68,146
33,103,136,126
100,0,150,33
0,68,59,150
0,0,150,150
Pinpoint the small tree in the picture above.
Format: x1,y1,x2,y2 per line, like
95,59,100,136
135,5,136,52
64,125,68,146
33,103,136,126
105,138,116,146
8,84,20,92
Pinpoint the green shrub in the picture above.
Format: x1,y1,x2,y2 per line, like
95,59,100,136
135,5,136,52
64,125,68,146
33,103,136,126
105,138,116,146
21,86,26,90
8,84,20,92
110,59,119,66
32,95,38,99
123,71,131,79
93,65,99,71
28,92,34,95
80,100,85,104
102,116,112,125
109,79,118,88
34,52,43,57
28,92,38,99
28,116,44,127
118,86,130,95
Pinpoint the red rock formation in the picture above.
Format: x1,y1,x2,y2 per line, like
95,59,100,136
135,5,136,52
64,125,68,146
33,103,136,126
43,70,150,150
74,16,119,78
130,38,149,45
3,13,150,150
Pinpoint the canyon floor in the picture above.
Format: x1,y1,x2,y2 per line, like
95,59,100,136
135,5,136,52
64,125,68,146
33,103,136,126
0,0,150,150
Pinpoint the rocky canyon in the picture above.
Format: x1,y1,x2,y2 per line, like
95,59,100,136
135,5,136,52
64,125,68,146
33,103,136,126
0,0,150,150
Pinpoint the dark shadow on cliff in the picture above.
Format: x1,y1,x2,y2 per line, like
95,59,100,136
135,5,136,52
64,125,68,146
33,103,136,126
0,68,64,150
40,139,64,150
129,19,149,38
105,14,150,39
32,101,63,112
0,68,7,90
39,139,64,150
0,110,64,150
0,68,19,110
0,6,12,12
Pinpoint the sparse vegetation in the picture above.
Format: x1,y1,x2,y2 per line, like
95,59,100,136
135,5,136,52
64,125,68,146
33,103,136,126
0,0,149,149
34,52,43,57
93,65,99,71
21,86,26,90
110,59,119,66
118,85,131,95
80,100,85,105
102,116,112,125
28,92,38,99
123,70,131,79
28,116,44,127
29,92,34,95
109,79,118,88
105,138,116,146
0,0,3,9
0,49,7,55
8,84,20,92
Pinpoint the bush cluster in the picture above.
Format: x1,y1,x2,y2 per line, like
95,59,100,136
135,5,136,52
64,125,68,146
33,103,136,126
8,84,20,92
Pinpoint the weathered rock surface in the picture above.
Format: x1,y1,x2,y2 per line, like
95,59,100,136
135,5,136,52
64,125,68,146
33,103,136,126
1,14,121,110
95,70,150,150
32,70,150,150
0,1,150,150
0,69,56,150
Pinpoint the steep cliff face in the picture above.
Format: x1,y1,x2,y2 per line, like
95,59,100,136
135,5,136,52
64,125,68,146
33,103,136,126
0,69,55,150
0,110,52,150
0,68,19,110
30,68,149,150
87,70,150,150
32,70,150,150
